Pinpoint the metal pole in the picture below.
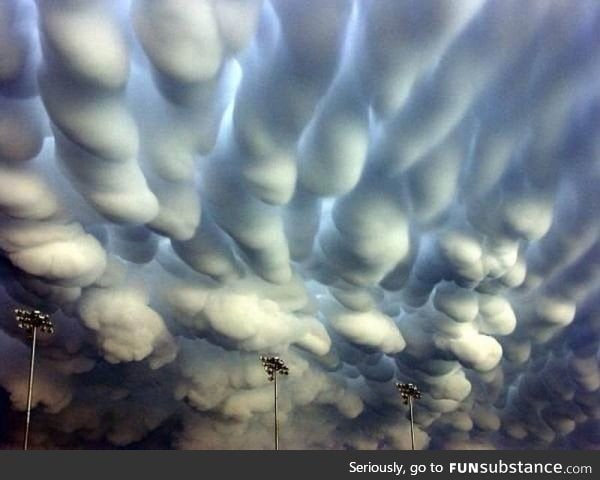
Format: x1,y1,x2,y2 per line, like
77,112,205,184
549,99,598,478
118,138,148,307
274,372,278,450
409,396,415,451
24,326,37,451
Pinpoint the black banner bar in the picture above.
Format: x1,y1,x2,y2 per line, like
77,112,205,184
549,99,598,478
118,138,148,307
0,450,597,480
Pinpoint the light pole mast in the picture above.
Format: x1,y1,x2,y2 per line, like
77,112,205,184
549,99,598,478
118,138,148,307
15,308,54,450
260,355,289,450
274,369,278,449
396,382,421,450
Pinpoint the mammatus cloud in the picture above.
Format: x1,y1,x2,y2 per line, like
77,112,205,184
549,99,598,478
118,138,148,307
0,0,599,450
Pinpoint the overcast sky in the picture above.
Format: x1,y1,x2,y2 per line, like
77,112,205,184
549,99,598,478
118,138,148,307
0,0,599,449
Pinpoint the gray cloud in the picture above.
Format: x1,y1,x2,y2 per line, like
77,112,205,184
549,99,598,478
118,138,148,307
0,0,599,450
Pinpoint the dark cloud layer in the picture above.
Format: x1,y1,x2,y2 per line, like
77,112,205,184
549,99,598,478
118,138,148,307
0,0,599,450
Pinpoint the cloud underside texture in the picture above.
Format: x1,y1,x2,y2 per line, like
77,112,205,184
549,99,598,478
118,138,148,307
0,0,599,450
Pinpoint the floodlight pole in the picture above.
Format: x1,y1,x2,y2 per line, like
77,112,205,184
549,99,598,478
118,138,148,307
15,308,54,450
274,371,278,450
408,395,415,451
396,382,421,451
24,325,37,451
260,355,288,451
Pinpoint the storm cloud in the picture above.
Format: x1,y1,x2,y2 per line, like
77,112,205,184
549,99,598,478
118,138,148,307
0,0,599,450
